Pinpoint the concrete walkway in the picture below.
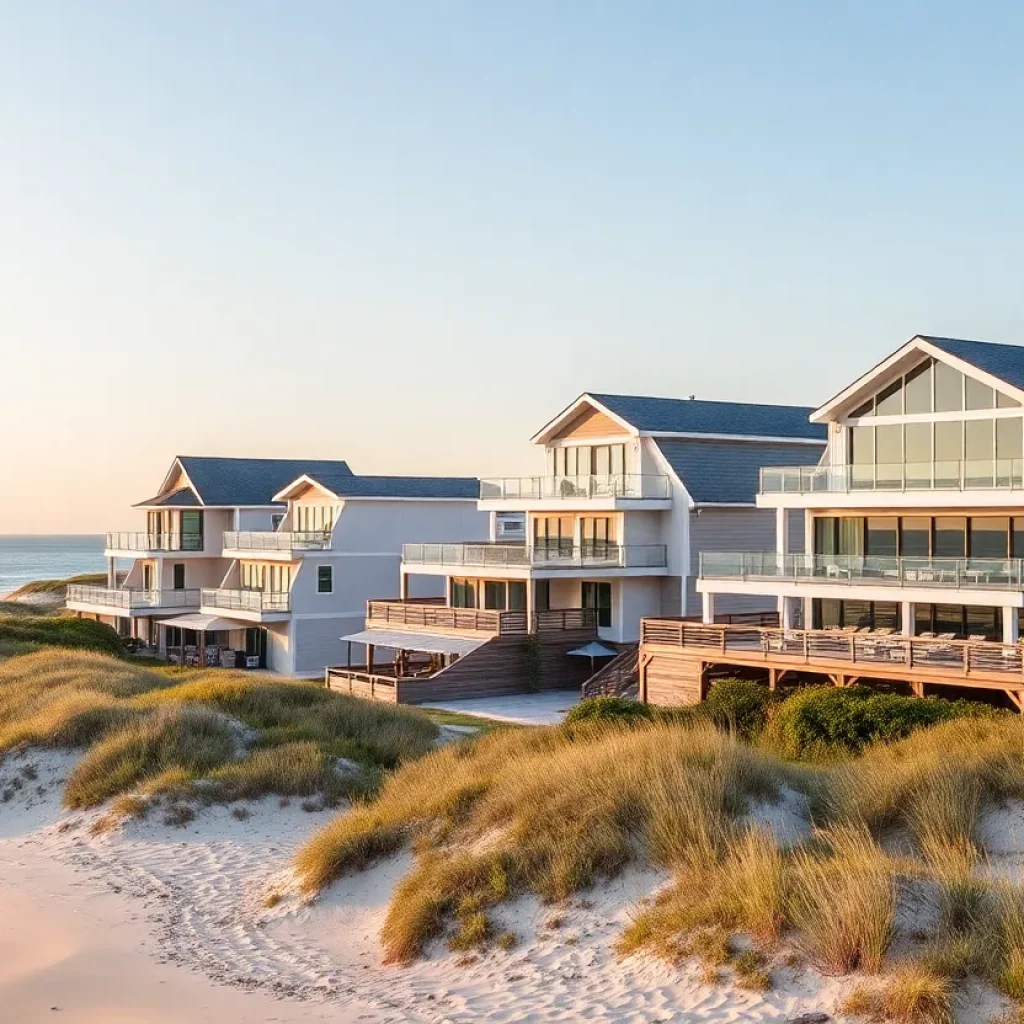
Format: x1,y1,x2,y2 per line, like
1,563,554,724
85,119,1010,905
421,689,580,726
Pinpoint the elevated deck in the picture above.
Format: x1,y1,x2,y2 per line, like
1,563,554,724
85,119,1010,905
638,619,1024,710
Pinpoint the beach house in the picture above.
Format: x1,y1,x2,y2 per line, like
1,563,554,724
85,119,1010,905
66,456,485,675
639,335,1024,710
324,393,825,704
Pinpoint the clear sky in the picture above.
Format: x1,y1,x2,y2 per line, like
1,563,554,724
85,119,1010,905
4,1,1024,532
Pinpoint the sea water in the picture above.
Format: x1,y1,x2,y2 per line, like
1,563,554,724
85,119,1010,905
0,535,107,595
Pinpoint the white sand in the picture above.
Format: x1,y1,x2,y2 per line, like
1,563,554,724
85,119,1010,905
0,748,1014,1023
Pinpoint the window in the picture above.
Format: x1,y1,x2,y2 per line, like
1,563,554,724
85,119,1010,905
180,510,204,551
850,426,874,488
581,581,612,629
997,418,1023,462
904,360,933,414
316,565,333,594
483,581,507,610
900,517,930,557
904,422,932,487
934,362,964,412
508,581,527,612
998,391,1022,408
451,578,477,609
172,563,185,590
865,517,898,557
813,517,837,556
271,512,285,529
965,377,994,410
965,420,995,486
142,563,154,590
934,421,963,487
969,517,1009,558
837,518,864,556
874,425,903,487
1013,519,1024,559
875,378,903,416
933,517,966,558
534,580,550,612
816,599,842,629
534,516,574,555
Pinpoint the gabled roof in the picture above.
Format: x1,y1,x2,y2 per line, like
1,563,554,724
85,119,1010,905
274,472,479,502
532,393,825,444
812,335,1024,422
654,438,824,505
134,486,202,508
137,457,354,508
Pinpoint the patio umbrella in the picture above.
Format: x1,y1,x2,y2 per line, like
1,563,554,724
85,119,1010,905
567,640,619,675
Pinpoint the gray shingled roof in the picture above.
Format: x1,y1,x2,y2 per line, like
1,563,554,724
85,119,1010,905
923,336,1024,392
655,439,824,504
134,486,202,508
170,457,353,507
299,471,479,500
588,394,825,441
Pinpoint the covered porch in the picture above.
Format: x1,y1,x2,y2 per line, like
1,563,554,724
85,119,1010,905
156,612,270,669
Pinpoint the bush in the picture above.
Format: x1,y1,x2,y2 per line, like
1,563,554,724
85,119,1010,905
0,615,123,657
564,696,652,726
702,679,779,738
762,686,999,760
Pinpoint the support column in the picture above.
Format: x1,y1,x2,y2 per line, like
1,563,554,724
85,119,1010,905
399,571,409,601
526,578,535,634
901,601,915,636
802,597,814,631
1003,607,1019,646
779,596,795,630
775,507,790,571
702,591,716,625
107,556,117,588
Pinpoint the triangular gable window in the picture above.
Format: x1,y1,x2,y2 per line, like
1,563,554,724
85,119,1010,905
850,357,1020,417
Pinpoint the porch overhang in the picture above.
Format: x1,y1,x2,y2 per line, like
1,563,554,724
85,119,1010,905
156,612,253,631
340,629,488,657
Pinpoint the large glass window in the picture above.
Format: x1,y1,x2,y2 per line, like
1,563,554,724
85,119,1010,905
483,581,507,610
900,517,931,557
180,510,204,551
581,581,612,628
874,425,903,486
508,581,527,612
875,378,903,415
935,604,964,635
934,362,964,412
965,606,999,640
934,421,963,488
451,578,478,609
865,517,898,556
813,517,837,556
1013,519,1024,559
850,426,874,488
965,420,995,486
837,518,864,556
997,418,1023,460
970,517,1009,558
817,599,842,628
534,580,550,612
904,360,933,413
904,422,932,487
933,517,967,558
966,377,994,410
998,391,1022,408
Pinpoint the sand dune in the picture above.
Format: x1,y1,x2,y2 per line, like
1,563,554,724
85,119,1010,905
0,747,1016,1023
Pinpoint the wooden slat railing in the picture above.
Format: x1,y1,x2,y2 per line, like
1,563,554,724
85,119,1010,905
640,620,1024,680
367,600,504,634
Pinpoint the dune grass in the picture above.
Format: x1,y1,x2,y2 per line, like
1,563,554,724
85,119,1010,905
0,614,123,657
5,572,106,599
0,648,439,812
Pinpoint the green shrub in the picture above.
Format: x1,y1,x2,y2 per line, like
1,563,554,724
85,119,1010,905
0,615,123,657
564,695,652,726
702,679,779,738
763,686,999,760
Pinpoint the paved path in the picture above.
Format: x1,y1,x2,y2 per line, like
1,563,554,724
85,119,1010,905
421,689,580,726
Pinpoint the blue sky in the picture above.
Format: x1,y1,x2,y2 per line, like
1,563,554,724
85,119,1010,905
3,1,1024,530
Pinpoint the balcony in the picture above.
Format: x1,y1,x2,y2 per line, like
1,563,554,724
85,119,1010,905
700,552,1024,592
222,531,331,553
365,599,599,637
402,542,668,571
200,588,291,615
66,585,202,612
479,474,671,502
105,531,205,554
761,460,1024,496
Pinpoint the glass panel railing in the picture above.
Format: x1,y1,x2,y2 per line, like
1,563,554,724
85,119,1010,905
66,586,201,609
222,531,331,551
479,475,671,500
200,589,291,612
699,552,1024,590
760,460,1024,494
402,543,668,569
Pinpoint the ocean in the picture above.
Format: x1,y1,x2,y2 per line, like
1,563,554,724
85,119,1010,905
0,535,108,596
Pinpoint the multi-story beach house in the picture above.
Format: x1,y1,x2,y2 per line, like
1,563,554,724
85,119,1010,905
66,456,485,675
639,335,1024,709
397,392,827,644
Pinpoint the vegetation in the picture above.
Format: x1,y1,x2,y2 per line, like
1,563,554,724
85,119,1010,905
5,572,106,599
0,614,123,658
563,695,653,726
0,648,439,813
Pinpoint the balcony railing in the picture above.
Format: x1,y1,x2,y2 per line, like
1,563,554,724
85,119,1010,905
402,542,668,569
105,531,204,552
700,552,1024,591
760,460,1024,495
366,600,598,636
222,531,332,552
200,588,291,613
66,585,202,610
479,474,671,501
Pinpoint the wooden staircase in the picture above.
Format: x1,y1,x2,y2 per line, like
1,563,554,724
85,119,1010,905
581,644,639,700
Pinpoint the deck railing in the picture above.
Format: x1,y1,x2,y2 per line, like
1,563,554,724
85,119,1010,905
366,600,598,636
480,475,671,501
640,620,1024,679
105,531,204,552
222,530,331,552
761,460,1024,495
200,588,291,613
66,585,201,610
700,552,1024,591
402,542,668,570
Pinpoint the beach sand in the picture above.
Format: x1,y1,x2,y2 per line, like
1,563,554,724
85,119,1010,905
0,747,1014,1024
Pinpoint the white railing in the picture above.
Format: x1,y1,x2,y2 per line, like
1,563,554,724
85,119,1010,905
105,531,205,552
761,460,1024,495
699,552,1024,591
479,475,671,501
402,542,668,569
222,531,331,552
200,588,291,613
66,585,202,609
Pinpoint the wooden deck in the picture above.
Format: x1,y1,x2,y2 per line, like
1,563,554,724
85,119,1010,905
638,619,1024,710
366,600,597,637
